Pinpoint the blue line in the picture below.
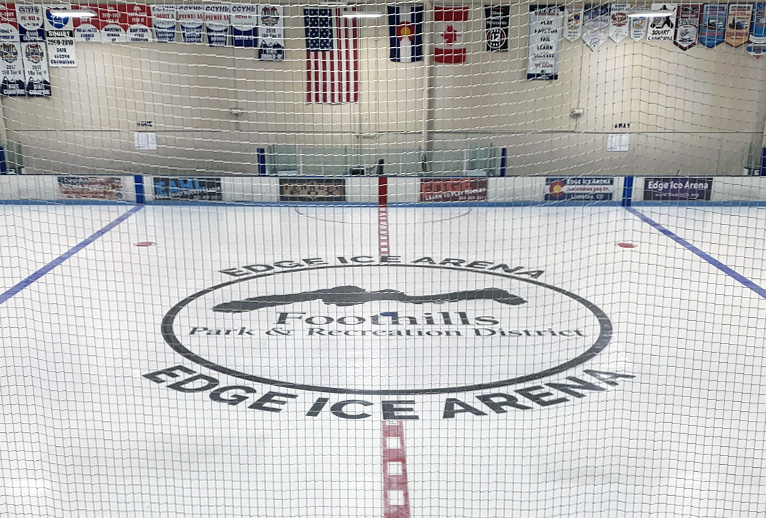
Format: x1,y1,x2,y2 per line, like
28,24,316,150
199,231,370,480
134,175,145,204
626,207,766,300
0,205,144,306
500,148,507,177
621,176,634,207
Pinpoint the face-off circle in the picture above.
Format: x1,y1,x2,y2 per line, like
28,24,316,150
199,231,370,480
162,264,612,395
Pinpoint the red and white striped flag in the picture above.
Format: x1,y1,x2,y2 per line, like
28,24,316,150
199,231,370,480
304,7,359,103
435,5,468,63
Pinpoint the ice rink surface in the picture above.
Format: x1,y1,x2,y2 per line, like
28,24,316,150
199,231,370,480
1,203,765,517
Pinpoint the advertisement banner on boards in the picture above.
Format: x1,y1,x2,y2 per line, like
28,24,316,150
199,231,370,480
58,176,125,200
643,177,713,201
178,5,204,43
154,177,223,201
151,4,176,43
205,4,229,47
528,5,563,79
485,5,509,51
258,4,283,60
545,178,614,201
699,4,727,47
279,178,346,202
420,178,488,202
231,4,257,48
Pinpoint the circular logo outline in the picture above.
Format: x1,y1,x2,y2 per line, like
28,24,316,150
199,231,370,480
161,264,612,395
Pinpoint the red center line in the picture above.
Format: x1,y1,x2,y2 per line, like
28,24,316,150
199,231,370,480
377,177,411,518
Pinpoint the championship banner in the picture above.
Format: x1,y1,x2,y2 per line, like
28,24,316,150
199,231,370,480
748,3,766,57
420,178,488,202
699,4,726,47
205,4,229,47
230,4,257,48
45,5,76,67
485,5,509,52
151,5,176,43
582,5,609,51
609,4,630,43
16,4,44,42
58,176,124,200
258,5,283,61
674,4,701,50
71,4,100,42
22,41,50,95
100,4,127,43
725,4,752,47
646,3,676,41
630,10,647,41
279,178,346,202
0,3,20,42
1,42,25,95
127,4,151,42
528,5,563,79
643,177,712,201
388,4,423,62
545,178,614,201
154,177,223,201
565,3,584,42
434,5,467,63
178,5,204,43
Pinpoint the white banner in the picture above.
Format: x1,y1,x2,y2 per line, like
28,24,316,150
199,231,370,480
647,3,676,41
205,4,229,47
565,3,584,41
178,5,204,43
231,4,257,48
610,4,630,43
100,5,127,43
258,4,283,61
151,5,176,43
582,5,609,50
22,41,50,95
527,5,563,80
44,5,76,66
630,8,647,41
17,4,45,42
1,42,26,95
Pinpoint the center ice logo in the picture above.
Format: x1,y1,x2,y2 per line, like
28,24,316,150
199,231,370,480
160,257,613,396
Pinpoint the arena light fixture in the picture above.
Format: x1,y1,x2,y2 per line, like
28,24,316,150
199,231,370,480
341,11,384,18
627,10,674,17
50,9,97,18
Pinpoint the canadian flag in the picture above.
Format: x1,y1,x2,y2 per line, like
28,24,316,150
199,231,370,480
435,5,467,63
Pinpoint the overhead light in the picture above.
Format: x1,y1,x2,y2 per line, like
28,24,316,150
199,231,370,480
50,10,97,18
341,11,384,18
628,10,674,18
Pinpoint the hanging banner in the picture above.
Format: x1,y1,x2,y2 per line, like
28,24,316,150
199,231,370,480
434,5,467,63
100,4,127,43
151,5,176,43
126,4,151,42
16,4,44,42
674,4,701,50
1,3,20,42
258,4,283,60
1,42,25,95
699,4,726,47
609,4,630,43
747,3,766,57
45,5,76,67
485,5,509,51
178,5,204,43
528,5,563,80
582,5,609,50
204,4,228,47
388,4,424,62
22,41,49,95
230,4,257,48
71,4,100,42
565,2,584,41
647,3,676,41
630,9,647,41
725,4,752,47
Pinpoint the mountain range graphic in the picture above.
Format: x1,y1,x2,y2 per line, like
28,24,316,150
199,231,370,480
212,285,526,314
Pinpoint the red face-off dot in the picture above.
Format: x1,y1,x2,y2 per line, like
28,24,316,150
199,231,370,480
135,241,156,247
617,243,636,248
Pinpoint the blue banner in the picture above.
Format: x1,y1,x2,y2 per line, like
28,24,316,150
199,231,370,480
699,4,727,47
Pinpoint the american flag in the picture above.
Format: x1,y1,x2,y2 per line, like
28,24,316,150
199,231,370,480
304,7,359,103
